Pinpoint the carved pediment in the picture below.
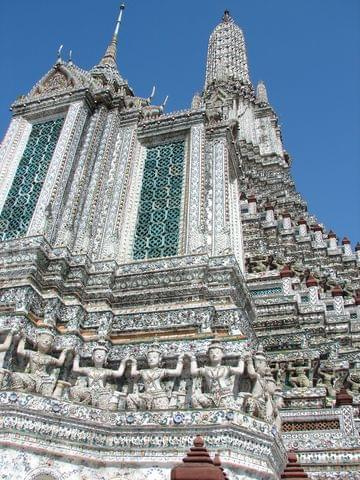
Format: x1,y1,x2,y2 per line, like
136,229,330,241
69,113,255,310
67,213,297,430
30,64,76,97
25,62,95,101
41,69,73,92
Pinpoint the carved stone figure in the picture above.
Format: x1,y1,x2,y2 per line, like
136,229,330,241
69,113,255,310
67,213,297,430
264,367,283,429
0,328,17,388
317,368,337,403
273,387,285,430
68,376,91,404
271,362,287,387
190,341,246,409
127,344,184,410
348,361,360,396
70,344,129,410
8,329,71,396
288,360,311,389
245,347,276,423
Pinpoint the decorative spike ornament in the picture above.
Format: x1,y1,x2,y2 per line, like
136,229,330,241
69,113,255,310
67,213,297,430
99,3,125,67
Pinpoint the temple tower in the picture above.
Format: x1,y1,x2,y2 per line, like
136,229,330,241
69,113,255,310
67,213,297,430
0,7,359,480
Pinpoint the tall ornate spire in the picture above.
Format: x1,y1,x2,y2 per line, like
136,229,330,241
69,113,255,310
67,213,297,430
91,4,129,90
99,3,125,67
205,10,251,88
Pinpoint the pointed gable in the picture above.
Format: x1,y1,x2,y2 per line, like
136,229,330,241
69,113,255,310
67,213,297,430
25,61,97,101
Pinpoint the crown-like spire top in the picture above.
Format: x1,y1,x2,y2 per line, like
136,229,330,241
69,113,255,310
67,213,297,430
222,10,233,23
99,3,125,67
205,10,250,88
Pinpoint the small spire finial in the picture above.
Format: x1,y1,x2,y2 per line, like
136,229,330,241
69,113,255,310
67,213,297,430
114,4,125,39
99,3,126,67
222,10,232,22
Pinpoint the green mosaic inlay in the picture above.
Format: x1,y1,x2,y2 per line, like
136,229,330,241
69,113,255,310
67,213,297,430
0,118,64,241
250,286,282,297
133,141,185,259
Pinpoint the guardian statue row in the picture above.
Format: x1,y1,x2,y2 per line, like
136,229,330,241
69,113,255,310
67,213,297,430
0,328,284,428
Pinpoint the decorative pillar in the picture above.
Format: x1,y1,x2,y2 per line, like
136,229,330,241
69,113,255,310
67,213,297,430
282,212,292,230
312,224,324,247
306,275,319,304
205,136,233,257
265,203,275,223
342,237,352,256
332,285,344,315
280,265,294,295
248,195,257,215
298,218,308,237
327,230,337,249
186,123,206,254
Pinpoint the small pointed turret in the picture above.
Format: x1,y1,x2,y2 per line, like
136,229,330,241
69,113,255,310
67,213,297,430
256,81,269,104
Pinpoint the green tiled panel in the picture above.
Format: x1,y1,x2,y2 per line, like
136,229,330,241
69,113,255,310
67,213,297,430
0,118,64,241
133,141,185,259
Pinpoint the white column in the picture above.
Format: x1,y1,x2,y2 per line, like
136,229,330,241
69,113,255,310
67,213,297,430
211,138,232,256
306,276,319,304
265,204,275,223
298,219,308,237
96,125,137,259
248,195,257,215
280,265,294,295
332,286,344,314
282,213,292,230
187,123,206,254
342,237,352,256
313,224,325,247
328,231,337,249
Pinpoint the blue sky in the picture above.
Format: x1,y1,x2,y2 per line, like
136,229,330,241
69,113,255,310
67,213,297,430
0,0,359,243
